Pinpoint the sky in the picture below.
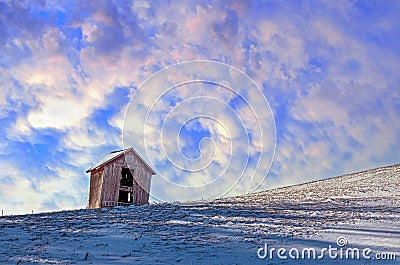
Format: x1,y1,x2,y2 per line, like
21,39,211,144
0,0,399,215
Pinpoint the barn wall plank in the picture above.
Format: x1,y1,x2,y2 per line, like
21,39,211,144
88,169,103,208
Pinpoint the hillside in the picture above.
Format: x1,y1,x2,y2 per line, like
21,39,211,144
1,164,399,264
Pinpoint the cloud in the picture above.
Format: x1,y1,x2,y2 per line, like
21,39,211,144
122,61,276,201
210,9,239,43
0,159,87,215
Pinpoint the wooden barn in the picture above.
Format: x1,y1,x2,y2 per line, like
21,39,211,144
86,147,155,208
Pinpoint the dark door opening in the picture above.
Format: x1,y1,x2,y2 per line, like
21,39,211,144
119,168,134,204
118,190,131,203
120,167,133,187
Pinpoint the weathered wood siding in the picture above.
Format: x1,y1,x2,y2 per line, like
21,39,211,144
88,149,153,208
125,149,152,205
88,168,104,208
101,159,121,205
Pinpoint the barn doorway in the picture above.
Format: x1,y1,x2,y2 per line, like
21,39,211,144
118,168,134,204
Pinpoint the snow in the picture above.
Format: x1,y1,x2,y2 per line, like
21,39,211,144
1,164,399,264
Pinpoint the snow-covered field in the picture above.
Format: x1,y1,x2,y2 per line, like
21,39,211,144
1,164,399,264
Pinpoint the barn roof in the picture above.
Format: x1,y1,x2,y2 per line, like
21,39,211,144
86,147,156,175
